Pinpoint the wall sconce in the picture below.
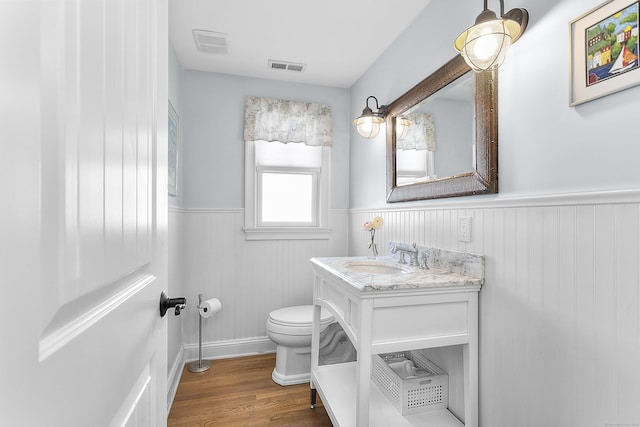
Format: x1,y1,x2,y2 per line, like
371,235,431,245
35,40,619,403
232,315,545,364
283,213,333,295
352,96,387,139
395,116,412,140
454,0,528,72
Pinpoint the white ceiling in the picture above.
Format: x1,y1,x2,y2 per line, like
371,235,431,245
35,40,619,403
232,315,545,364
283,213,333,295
168,0,432,88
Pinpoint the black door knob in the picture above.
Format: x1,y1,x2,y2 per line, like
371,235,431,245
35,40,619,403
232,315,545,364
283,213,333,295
160,291,187,317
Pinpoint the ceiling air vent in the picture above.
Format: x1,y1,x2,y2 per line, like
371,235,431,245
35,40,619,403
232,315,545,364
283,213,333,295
193,29,228,54
268,59,306,73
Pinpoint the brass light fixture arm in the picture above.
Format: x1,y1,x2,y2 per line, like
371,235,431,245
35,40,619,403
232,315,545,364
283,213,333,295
483,0,529,42
365,95,388,117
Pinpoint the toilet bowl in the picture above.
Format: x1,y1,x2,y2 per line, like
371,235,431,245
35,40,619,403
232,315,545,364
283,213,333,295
266,305,356,386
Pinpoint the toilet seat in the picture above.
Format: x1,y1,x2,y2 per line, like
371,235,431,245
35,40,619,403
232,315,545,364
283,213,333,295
266,304,356,385
267,305,333,336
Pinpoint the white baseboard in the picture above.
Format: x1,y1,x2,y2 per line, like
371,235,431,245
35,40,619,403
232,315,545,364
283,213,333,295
183,336,276,363
167,345,185,411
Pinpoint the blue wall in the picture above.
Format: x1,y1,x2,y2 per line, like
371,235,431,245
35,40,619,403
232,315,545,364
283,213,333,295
350,0,640,208
180,71,350,209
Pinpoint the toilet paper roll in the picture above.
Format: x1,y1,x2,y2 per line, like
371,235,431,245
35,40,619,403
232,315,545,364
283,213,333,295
199,297,222,318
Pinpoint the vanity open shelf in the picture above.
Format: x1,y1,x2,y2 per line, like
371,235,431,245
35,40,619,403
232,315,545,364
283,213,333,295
314,362,463,426
309,251,483,427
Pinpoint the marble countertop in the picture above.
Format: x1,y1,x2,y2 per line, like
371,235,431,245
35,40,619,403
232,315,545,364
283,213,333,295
311,255,483,293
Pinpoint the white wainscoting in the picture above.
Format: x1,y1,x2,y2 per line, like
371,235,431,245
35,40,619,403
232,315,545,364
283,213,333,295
169,192,640,426
174,208,349,358
350,190,640,427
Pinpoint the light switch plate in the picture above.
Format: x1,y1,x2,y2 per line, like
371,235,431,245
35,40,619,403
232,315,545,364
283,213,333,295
458,216,472,242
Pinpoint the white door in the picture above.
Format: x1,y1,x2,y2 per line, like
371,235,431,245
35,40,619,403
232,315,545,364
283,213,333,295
1,0,169,425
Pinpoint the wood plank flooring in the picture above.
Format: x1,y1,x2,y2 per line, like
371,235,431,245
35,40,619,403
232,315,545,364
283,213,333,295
168,353,333,426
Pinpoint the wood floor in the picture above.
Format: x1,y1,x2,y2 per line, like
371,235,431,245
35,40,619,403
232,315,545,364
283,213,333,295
168,353,333,426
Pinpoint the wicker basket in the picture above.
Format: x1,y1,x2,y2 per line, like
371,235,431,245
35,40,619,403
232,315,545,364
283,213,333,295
371,350,448,415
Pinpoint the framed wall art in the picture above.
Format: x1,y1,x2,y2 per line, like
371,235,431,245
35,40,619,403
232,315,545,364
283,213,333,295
569,0,639,106
168,100,179,196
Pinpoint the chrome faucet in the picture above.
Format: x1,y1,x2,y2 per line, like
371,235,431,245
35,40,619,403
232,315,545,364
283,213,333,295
419,252,429,270
391,242,420,267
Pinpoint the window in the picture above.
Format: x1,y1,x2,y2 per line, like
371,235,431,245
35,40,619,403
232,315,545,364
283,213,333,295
395,112,437,185
244,140,331,240
243,96,333,240
258,168,318,225
396,149,436,185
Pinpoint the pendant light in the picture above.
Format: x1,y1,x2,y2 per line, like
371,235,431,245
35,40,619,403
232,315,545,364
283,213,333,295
352,96,387,139
454,0,528,72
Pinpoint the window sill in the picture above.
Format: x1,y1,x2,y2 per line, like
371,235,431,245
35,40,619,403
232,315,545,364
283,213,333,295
243,227,332,241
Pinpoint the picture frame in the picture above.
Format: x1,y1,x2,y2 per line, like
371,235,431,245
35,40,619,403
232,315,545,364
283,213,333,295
569,0,640,106
168,100,179,196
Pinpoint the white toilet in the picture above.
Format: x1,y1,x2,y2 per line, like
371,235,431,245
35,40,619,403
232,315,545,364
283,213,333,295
266,305,356,386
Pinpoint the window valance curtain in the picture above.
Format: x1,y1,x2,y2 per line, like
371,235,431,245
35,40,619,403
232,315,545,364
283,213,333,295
243,96,333,146
396,113,436,152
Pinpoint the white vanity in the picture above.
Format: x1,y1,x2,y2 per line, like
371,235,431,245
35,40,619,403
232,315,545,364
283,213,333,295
309,248,483,427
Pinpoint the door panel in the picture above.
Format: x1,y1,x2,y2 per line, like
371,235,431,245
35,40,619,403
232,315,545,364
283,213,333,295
1,0,168,425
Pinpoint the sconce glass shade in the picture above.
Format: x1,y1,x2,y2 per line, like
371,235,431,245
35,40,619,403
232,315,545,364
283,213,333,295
352,96,386,139
353,115,383,138
454,9,521,71
395,116,412,140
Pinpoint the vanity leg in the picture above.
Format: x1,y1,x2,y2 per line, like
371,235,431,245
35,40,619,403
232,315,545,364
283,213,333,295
464,292,479,427
355,300,374,427
310,388,317,409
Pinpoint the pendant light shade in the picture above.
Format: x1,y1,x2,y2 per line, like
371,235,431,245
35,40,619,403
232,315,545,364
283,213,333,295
454,1,528,72
352,96,387,139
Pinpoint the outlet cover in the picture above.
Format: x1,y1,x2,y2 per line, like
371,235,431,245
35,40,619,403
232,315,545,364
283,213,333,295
458,216,472,242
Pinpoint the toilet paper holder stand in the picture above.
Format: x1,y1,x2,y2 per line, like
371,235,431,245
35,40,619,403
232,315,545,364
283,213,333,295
189,293,212,373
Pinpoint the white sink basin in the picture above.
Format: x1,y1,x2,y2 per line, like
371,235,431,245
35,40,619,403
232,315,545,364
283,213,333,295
344,261,410,275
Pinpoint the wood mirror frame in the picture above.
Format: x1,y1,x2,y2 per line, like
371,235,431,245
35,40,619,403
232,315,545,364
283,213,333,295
385,55,498,202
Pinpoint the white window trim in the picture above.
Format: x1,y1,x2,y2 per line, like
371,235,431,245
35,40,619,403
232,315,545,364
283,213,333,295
244,141,331,240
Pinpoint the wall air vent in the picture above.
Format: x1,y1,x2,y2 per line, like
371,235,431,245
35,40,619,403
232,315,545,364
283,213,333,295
193,29,228,54
268,59,307,73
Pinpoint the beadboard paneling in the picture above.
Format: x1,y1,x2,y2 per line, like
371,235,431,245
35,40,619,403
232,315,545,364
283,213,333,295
170,195,640,426
350,195,640,427
177,209,349,353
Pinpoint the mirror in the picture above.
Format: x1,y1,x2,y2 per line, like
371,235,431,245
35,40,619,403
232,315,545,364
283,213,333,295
385,55,498,202
394,72,474,186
